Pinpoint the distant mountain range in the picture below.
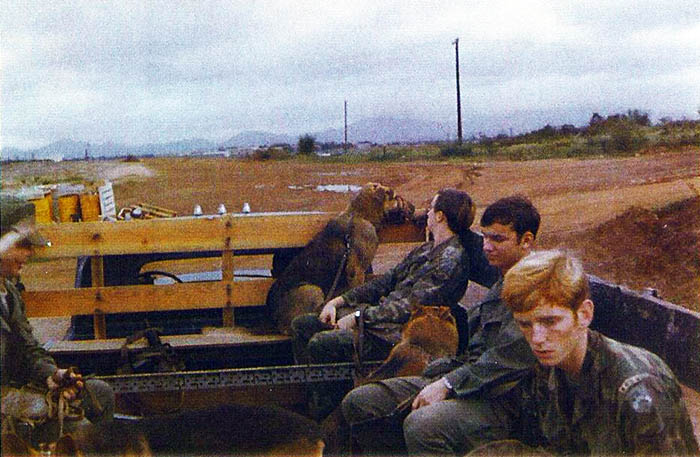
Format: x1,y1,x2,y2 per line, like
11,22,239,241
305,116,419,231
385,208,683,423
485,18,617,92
2,117,452,161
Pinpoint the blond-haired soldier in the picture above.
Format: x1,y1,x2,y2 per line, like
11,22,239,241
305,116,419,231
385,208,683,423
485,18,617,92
502,250,699,455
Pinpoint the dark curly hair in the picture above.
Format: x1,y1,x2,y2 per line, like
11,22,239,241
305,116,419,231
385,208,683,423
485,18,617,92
480,195,540,240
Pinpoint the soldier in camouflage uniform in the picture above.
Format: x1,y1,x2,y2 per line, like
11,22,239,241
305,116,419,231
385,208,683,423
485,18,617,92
501,250,699,455
342,195,541,455
1,196,115,443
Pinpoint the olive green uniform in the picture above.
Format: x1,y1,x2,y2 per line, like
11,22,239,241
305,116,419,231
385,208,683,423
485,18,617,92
531,330,699,455
1,278,115,429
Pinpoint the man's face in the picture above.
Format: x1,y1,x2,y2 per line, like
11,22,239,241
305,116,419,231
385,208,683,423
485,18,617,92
481,222,531,272
426,195,440,234
0,243,33,279
513,302,591,373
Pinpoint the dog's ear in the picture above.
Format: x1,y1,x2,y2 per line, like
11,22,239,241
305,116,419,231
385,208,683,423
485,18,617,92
384,187,396,201
411,305,425,318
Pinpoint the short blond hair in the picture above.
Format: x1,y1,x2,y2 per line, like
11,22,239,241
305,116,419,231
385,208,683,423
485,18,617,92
502,250,589,313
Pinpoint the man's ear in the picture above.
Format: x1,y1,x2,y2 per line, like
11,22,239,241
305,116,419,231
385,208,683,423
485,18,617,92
576,299,594,328
519,231,534,250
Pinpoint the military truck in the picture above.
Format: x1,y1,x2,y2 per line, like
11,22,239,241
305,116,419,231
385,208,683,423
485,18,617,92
23,211,700,417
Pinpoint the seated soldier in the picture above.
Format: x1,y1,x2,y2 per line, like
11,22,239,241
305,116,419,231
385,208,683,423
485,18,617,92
291,189,499,419
1,196,115,445
501,250,699,455
342,195,541,456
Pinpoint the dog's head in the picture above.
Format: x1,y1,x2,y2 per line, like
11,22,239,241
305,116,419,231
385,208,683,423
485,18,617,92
402,305,458,357
347,183,415,228
406,306,456,332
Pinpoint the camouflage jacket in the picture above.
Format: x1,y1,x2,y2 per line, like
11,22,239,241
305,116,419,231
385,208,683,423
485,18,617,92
1,278,58,387
432,278,537,398
533,330,699,456
342,232,498,336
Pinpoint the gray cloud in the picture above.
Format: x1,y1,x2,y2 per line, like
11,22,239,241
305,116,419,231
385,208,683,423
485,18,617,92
2,0,699,148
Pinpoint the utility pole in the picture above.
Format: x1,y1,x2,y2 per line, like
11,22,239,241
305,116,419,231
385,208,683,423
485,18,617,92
344,100,348,153
452,38,463,144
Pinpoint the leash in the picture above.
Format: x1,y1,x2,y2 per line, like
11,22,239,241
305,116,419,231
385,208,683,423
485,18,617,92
352,305,369,379
324,216,354,302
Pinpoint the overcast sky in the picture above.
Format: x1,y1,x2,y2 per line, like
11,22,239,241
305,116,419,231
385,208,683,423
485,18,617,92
2,0,699,148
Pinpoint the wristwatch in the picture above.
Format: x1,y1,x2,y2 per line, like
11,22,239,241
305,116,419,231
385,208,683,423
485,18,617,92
354,309,361,323
442,376,454,392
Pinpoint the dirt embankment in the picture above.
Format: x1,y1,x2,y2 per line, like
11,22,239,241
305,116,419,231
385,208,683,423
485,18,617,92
552,198,700,309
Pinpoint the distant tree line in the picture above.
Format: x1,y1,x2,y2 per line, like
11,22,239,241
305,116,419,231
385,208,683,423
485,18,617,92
440,109,699,157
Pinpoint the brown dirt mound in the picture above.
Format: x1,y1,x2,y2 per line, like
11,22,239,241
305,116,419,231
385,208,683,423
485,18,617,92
558,197,700,311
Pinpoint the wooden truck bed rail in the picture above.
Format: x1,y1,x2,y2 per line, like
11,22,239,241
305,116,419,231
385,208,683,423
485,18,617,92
23,212,424,338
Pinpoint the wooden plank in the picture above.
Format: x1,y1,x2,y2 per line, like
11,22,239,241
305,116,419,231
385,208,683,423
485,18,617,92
93,309,107,339
22,280,274,318
32,213,330,259
222,250,235,326
32,214,424,260
90,257,106,338
47,330,290,354
90,256,104,287
90,256,107,338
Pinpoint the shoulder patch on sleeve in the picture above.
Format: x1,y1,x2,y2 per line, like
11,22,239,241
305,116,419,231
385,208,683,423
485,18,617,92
618,373,652,395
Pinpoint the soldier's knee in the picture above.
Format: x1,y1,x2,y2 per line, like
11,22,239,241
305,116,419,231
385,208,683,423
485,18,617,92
341,387,363,423
83,379,115,423
404,407,433,440
291,313,316,335
307,333,331,360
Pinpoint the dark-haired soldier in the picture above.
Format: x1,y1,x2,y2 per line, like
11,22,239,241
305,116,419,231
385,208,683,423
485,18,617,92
342,195,540,456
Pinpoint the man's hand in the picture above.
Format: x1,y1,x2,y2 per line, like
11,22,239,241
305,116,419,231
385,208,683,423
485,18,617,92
336,313,357,331
412,378,449,410
319,296,345,325
47,368,84,401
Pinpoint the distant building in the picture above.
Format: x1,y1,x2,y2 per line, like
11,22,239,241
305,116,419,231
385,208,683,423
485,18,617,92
45,152,64,162
191,149,230,158
355,141,375,151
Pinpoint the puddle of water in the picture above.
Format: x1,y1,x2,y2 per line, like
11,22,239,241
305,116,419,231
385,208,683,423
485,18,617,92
288,184,362,193
316,171,362,177
316,184,362,193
